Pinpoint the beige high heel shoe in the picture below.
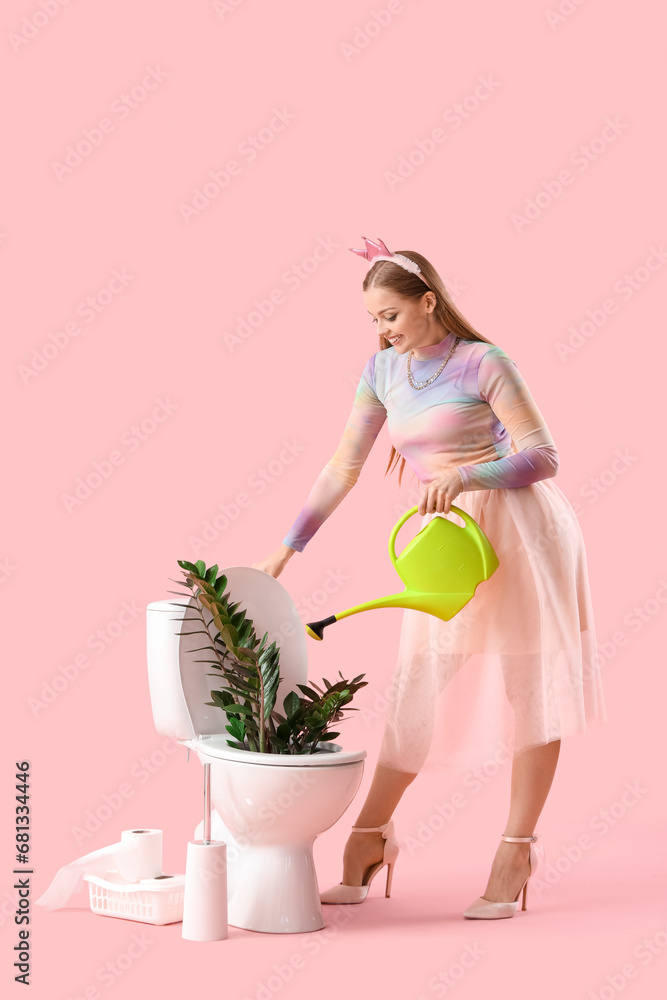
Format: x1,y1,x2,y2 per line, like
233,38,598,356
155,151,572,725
319,821,400,904
462,833,544,919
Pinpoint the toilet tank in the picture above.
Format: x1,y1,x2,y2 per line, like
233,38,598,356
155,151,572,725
146,567,309,742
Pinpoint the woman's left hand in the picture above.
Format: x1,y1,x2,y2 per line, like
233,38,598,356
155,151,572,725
418,468,465,516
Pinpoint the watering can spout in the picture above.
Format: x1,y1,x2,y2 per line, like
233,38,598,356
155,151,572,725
305,589,481,640
305,615,337,641
305,504,499,640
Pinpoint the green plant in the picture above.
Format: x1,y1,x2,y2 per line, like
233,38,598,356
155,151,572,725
170,559,367,755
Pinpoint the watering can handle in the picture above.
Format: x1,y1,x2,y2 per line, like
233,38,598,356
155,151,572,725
388,503,483,569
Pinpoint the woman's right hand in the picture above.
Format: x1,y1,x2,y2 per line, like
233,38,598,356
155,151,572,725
252,544,296,579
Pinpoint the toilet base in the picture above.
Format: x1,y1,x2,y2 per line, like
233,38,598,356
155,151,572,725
227,840,324,934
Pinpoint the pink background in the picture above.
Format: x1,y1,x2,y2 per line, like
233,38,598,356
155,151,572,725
3,1,665,997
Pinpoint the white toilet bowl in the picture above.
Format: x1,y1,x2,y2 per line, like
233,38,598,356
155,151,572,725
146,567,366,934
193,737,364,932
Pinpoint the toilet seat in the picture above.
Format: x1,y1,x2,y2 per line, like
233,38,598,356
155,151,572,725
191,735,366,766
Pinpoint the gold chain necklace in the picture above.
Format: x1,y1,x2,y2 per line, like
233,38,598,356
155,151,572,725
406,336,460,390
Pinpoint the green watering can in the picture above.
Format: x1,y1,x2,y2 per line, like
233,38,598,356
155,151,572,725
305,504,499,640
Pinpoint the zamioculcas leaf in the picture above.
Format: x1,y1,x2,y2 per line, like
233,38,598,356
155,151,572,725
177,559,197,572
226,662,258,679
225,718,245,739
222,703,254,715
296,684,321,701
237,622,254,644
223,687,259,704
283,691,300,718
213,613,231,632
211,688,238,705
211,690,230,705
219,625,239,648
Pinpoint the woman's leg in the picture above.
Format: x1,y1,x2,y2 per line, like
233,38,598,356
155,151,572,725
340,762,418,885
481,738,561,901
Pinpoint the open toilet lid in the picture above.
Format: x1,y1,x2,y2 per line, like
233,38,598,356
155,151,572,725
147,566,309,741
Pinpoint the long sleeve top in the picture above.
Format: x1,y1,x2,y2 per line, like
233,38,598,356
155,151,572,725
282,330,559,553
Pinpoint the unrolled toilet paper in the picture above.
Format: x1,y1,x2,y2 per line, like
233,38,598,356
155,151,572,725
35,829,163,910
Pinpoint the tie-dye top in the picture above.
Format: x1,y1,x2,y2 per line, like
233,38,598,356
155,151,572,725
282,329,559,553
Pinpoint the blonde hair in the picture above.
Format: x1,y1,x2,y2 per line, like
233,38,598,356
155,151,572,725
362,250,495,486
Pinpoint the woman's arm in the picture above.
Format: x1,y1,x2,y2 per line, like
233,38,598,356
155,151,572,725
282,358,387,552
456,346,559,491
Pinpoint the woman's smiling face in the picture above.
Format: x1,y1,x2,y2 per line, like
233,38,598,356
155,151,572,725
364,287,444,356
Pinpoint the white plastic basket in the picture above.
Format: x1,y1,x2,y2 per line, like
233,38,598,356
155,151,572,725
84,871,185,925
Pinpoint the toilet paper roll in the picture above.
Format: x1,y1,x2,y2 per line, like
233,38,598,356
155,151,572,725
112,829,163,883
35,829,163,911
182,840,228,941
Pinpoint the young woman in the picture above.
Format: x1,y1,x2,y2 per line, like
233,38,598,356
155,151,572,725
253,237,606,919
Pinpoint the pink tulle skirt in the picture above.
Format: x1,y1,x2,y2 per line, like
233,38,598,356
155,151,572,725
376,479,607,773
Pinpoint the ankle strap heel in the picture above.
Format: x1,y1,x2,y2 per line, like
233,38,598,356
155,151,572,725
462,832,543,920
351,822,392,835
319,821,399,905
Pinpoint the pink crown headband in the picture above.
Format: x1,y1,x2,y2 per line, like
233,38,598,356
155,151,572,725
349,236,430,288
